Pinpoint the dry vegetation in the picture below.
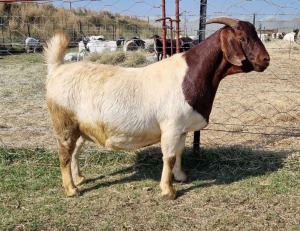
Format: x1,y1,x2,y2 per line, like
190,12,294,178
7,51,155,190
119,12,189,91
0,2,158,44
85,50,154,67
0,39,299,230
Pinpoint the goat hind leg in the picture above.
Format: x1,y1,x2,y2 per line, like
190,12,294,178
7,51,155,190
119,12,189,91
58,137,79,197
71,136,86,186
57,131,80,197
48,99,80,196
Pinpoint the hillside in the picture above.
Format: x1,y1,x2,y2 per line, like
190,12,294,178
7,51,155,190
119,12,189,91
0,2,160,44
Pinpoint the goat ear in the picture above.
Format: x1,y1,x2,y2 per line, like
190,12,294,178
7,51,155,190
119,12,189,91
220,28,246,66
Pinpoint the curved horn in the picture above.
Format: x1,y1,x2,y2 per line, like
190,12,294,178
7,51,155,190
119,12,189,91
206,17,239,27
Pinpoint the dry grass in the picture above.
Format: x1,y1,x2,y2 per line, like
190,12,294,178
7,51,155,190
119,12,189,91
0,3,159,42
84,50,154,67
0,40,299,230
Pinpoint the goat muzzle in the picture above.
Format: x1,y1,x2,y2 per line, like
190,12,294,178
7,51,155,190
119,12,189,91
255,52,270,72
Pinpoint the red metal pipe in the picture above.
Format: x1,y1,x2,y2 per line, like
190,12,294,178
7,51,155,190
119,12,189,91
161,0,167,59
175,0,180,53
168,19,173,56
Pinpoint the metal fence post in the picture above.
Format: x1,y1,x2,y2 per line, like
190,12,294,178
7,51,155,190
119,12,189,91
175,0,180,54
161,0,167,59
194,0,207,152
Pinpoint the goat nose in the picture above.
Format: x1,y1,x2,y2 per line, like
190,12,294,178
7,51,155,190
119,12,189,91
260,53,270,64
263,55,270,62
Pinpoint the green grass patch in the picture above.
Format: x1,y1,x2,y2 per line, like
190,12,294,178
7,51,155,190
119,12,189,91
0,146,299,230
184,146,285,183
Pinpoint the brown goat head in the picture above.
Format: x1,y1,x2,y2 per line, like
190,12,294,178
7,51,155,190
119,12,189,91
207,17,270,72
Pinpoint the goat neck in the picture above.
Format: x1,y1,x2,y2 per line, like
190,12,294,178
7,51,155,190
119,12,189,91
182,29,240,122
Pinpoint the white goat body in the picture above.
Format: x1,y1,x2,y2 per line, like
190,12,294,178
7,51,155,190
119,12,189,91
89,35,104,40
48,46,206,151
123,38,145,52
258,33,271,42
86,39,117,53
143,38,155,53
283,32,295,42
25,37,40,53
64,52,85,61
78,41,86,54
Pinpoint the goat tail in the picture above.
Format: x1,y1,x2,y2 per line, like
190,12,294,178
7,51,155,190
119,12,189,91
44,32,70,76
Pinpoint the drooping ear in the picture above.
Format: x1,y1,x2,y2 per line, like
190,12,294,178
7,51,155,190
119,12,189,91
220,28,246,66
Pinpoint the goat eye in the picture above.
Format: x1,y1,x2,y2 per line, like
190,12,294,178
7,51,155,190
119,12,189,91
239,37,245,42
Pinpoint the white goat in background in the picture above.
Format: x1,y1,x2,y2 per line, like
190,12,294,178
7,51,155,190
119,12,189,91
25,37,40,53
283,32,296,42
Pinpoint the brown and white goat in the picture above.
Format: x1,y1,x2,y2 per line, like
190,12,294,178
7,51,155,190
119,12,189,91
44,17,270,200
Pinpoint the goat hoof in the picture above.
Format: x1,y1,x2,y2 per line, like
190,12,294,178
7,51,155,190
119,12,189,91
74,176,86,186
161,189,177,200
174,171,188,183
66,187,80,197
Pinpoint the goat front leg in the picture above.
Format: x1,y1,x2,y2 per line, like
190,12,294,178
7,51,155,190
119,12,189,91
160,156,176,199
172,133,188,182
160,132,185,200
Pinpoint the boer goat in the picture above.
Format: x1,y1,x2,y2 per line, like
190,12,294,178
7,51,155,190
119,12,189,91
44,17,270,200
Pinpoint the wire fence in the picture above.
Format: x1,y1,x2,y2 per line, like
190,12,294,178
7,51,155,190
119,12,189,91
1,1,300,48
0,0,299,152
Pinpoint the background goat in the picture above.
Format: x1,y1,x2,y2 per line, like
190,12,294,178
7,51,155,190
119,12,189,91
152,35,195,61
152,34,177,60
25,37,40,53
64,50,86,62
283,30,299,42
44,17,270,200
86,39,117,53
116,36,126,48
283,32,296,42
123,37,145,51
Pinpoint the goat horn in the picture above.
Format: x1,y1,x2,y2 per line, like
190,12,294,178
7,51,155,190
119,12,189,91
206,17,239,27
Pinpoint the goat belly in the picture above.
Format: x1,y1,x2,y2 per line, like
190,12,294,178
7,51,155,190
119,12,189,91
105,132,161,150
78,120,161,151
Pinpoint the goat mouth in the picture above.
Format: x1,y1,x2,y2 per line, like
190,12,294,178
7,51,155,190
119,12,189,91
255,62,269,72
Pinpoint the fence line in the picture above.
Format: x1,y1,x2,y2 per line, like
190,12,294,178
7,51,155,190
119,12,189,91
0,0,299,151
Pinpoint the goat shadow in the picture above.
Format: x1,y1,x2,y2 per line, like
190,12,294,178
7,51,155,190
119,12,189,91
80,145,288,198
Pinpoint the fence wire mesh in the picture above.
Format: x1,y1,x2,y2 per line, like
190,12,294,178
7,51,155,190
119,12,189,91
0,0,299,152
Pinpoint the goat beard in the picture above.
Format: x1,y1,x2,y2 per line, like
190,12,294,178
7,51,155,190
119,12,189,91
241,59,255,73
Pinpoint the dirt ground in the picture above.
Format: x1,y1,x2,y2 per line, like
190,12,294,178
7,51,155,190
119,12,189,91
0,40,299,155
